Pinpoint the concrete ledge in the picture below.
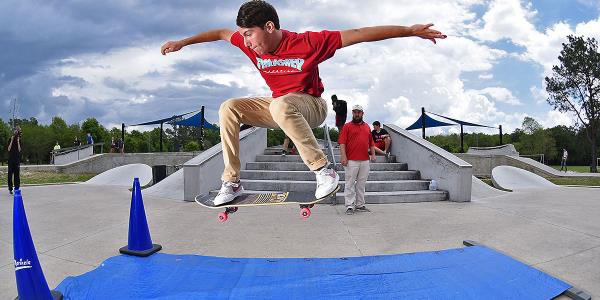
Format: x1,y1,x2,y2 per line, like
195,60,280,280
456,154,600,179
0,152,199,174
183,127,267,201
385,124,472,202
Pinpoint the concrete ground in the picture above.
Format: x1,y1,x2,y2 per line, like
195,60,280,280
1,184,598,299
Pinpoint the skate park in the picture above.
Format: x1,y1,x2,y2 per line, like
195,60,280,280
3,1,600,298
2,125,597,299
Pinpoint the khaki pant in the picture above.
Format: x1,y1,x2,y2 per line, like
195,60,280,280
344,160,370,208
219,92,329,182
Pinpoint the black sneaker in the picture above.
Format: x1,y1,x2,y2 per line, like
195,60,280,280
9,190,13,195
281,150,287,156
355,206,371,212
345,207,354,215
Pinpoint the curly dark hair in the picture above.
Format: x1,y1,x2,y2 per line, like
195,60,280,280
237,0,280,29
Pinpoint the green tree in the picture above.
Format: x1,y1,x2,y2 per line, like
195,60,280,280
183,140,200,151
516,117,557,161
545,35,600,172
521,116,543,134
81,118,108,144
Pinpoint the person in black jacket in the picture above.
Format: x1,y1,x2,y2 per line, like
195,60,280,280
331,94,347,133
7,127,22,194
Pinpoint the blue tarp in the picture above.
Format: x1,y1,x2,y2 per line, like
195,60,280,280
406,113,455,130
55,245,570,299
173,111,216,129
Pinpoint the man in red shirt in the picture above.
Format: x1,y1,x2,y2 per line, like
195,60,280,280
339,105,376,214
161,0,446,205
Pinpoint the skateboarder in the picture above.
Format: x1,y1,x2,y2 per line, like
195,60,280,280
161,0,446,205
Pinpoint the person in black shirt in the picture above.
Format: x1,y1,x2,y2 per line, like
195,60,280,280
331,95,347,133
371,121,391,158
7,127,22,194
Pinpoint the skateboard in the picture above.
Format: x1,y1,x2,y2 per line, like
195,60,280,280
195,186,340,222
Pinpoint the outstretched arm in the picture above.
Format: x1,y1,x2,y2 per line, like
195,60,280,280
340,24,446,48
161,29,235,55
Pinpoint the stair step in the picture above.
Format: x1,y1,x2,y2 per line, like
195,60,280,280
207,190,448,204
239,179,429,192
245,162,408,171
255,154,395,163
333,190,448,204
240,170,420,181
264,148,341,155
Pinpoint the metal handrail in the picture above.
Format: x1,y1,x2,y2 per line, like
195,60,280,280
323,124,339,206
323,124,337,171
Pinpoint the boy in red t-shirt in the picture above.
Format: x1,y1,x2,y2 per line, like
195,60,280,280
161,0,446,205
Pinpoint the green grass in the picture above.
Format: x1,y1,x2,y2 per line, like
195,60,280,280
480,178,493,186
547,177,600,186
550,165,595,173
0,171,96,186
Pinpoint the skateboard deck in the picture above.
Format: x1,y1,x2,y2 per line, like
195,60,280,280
195,186,340,222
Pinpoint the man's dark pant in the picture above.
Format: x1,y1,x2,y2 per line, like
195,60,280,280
8,161,20,191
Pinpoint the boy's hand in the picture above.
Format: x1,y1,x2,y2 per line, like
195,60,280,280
410,23,447,44
161,40,185,55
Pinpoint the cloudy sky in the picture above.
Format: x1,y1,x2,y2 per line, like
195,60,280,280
1,0,599,134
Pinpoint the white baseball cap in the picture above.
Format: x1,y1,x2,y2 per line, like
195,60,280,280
352,104,364,111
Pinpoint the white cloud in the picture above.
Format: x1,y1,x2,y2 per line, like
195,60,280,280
16,0,596,136
530,85,549,105
539,110,574,128
476,87,523,105
471,0,600,75
479,73,493,80
383,96,419,126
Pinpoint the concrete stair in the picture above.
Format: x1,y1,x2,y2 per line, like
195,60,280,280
246,162,408,171
240,170,420,181
210,145,448,204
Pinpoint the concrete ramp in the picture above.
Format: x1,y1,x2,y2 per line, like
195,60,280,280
467,144,519,156
83,163,152,187
144,168,183,200
471,176,507,200
491,166,556,191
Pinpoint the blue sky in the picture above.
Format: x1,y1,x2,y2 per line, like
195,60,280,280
1,0,599,134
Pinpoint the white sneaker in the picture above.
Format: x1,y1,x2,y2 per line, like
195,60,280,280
213,181,244,206
314,166,339,199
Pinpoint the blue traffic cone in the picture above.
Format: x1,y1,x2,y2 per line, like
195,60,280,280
119,178,162,257
13,189,63,300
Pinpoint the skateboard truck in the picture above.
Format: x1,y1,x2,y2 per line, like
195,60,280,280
299,204,315,219
218,207,238,222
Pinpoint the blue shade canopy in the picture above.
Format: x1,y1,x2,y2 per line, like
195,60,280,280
173,111,216,129
429,112,496,128
129,110,197,126
406,113,455,130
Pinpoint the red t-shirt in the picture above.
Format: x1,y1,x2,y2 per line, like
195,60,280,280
230,30,342,98
338,121,374,161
